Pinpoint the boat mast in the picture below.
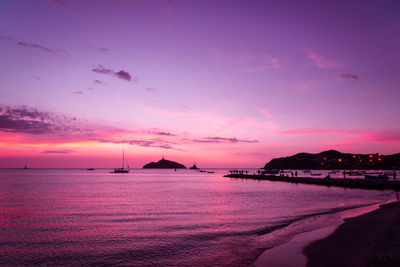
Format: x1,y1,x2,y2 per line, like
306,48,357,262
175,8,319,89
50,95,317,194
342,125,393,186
122,149,125,169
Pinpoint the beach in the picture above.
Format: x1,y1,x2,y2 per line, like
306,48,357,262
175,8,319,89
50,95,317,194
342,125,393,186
304,200,400,267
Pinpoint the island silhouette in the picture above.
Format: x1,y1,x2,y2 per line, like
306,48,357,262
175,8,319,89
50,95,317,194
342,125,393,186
143,157,186,169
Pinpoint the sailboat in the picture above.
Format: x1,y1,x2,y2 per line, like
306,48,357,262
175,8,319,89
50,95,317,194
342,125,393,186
111,150,130,173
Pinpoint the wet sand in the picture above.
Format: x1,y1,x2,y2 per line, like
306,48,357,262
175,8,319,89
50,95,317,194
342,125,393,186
304,201,400,267
254,226,337,267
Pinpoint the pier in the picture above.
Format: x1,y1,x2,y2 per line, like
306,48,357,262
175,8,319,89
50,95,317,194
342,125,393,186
224,174,400,191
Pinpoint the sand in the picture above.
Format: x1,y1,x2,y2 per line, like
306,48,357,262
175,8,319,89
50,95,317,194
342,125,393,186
254,226,337,267
303,201,400,267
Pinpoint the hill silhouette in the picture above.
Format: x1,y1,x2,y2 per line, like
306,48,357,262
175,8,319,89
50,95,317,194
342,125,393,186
143,158,186,169
264,150,400,170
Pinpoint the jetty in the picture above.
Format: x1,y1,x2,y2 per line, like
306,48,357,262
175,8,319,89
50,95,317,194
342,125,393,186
224,173,400,191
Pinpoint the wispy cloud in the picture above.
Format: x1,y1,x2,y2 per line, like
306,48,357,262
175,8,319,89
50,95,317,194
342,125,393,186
16,41,68,55
278,128,400,144
0,34,14,42
341,73,359,80
207,47,284,72
302,48,341,69
255,107,273,118
94,138,176,150
0,34,68,56
48,0,83,16
193,136,259,144
320,144,359,151
141,105,277,138
94,79,105,85
98,46,110,52
41,149,74,154
154,131,176,136
364,130,400,143
277,129,358,135
72,91,84,94
92,65,136,82
162,0,176,33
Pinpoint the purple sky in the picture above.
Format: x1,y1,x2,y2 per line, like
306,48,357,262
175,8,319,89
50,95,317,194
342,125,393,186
1,0,400,168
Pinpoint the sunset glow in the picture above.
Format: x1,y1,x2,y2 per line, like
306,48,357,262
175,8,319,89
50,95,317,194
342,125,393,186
1,0,399,168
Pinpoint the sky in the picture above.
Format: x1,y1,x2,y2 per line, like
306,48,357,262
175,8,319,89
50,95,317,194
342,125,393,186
1,0,400,168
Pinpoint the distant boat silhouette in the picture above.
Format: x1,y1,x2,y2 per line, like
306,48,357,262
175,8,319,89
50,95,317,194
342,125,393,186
23,165,28,169
111,150,130,173
365,173,389,180
189,163,199,170
87,168,95,171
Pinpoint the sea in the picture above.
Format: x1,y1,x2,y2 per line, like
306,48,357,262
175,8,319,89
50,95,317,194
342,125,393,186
0,168,396,266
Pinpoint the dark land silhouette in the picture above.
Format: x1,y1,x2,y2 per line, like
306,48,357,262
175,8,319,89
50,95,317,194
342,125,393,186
225,173,400,191
143,158,186,169
264,150,400,170
304,201,400,266
189,163,199,170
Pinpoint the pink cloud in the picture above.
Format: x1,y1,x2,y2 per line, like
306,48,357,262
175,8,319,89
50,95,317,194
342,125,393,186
278,128,400,144
320,144,359,151
364,131,400,143
140,105,272,141
302,47,341,69
207,46,284,72
192,136,258,144
161,0,176,33
277,129,356,135
256,108,273,118
0,104,262,153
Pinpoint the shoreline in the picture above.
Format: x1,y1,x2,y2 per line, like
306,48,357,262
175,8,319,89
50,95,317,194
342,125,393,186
254,201,386,267
304,200,400,266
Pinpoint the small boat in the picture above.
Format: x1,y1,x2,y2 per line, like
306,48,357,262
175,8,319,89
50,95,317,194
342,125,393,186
111,150,130,173
345,171,363,176
207,171,215,173
365,174,389,180
199,170,207,173
87,168,95,171
264,169,280,174
189,163,199,170
364,172,383,175
23,165,28,169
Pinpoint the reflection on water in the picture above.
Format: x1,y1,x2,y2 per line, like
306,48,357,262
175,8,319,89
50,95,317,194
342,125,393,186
0,169,394,266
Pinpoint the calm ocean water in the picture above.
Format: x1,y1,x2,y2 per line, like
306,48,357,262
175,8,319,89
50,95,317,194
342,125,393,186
0,169,394,266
